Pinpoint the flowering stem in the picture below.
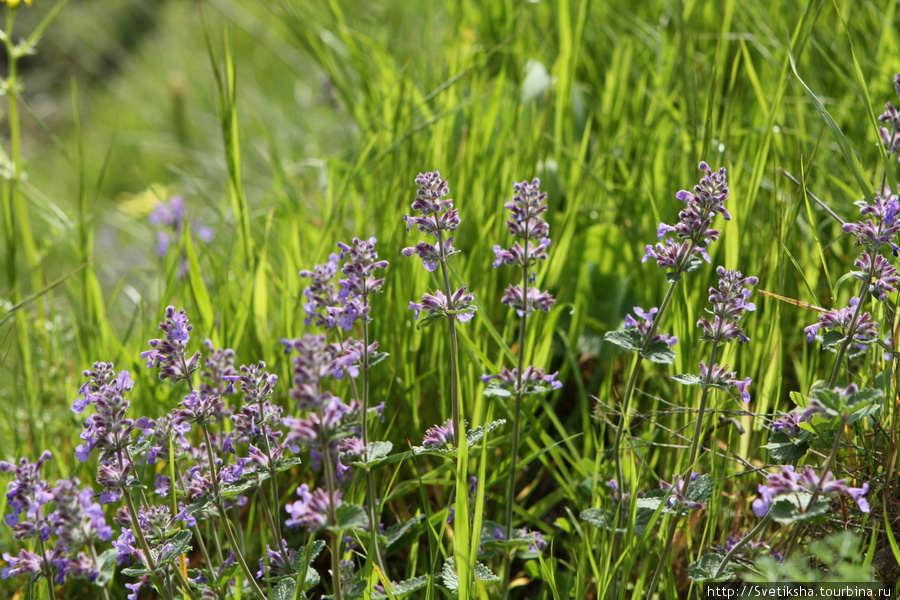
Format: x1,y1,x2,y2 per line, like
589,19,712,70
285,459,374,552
712,513,773,579
612,278,681,502
316,412,343,600
500,261,531,600
35,536,57,600
201,425,266,600
827,261,876,388
646,342,719,600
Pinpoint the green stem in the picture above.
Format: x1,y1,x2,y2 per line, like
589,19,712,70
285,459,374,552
36,536,57,600
317,422,343,600
712,513,773,579
827,257,876,388
646,343,720,599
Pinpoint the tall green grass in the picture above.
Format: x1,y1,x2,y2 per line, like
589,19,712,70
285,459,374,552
1,0,899,597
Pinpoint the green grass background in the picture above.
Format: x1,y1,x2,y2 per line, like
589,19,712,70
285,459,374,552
1,0,899,597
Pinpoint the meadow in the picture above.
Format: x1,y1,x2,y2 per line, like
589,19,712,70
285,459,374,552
1,0,899,598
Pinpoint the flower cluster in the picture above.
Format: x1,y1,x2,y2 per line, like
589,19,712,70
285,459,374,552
72,364,137,462
878,73,900,157
141,306,201,384
491,178,556,316
803,297,879,346
697,267,758,344
842,191,900,255
659,473,705,510
698,361,752,403
644,162,730,272
623,306,678,348
1,450,53,541
281,334,360,411
422,419,455,449
404,172,476,323
480,366,562,396
751,465,870,517
284,484,341,532
149,196,214,278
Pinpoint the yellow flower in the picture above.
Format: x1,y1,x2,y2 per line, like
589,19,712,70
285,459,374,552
2,0,33,6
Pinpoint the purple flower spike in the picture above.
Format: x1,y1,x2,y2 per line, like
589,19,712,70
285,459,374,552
624,306,678,348
422,420,455,449
645,162,729,272
409,287,477,323
285,484,341,532
842,191,900,254
1,451,53,541
403,171,461,270
73,365,136,462
697,266,758,345
804,297,879,346
141,306,201,384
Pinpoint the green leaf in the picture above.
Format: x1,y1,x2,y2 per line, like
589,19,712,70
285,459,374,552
466,419,507,447
580,507,656,536
363,441,393,465
368,351,390,368
329,502,368,531
641,340,676,364
157,530,193,565
385,516,423,549
688,553,735,582
474,561,500,583
482,382,514,398
820,329,845,350
274,456,303,472
768,494,831,524
764,431,810,462
94,549,118,586
846,402,881,426
441,558,458,592
604,329,642,352
220,477,258,497
416,313,444,330
273,578,296,600
371,575,429,599
685,474,714,506
671,374,702,386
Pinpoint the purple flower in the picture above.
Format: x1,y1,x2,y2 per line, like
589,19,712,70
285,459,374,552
659,474,705,510
422,420,455,449
285,484,341,532
257,539,297,579
480,366,562,396
49,478,113,548
403,171,464,272
752,465,871,516
623,306,678,347
281,334,359,410
409,287,477,323
338,237,389,308
699,361,753,404
72,364,136,462
200,340,239,399
804,297,879,346
500,284,555,317
1,451,53,541
853,251,899,301
1,548,61,581
644,162,729,272
697,266,758,344
772,411,803,436
842,191,900,254
878,75,900,157
141,306,201,384
173,390,225,426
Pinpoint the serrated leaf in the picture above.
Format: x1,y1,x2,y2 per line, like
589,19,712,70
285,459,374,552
641,340,676,364
416,313,444,330
768,494,831,524
482,382,514,398
368,352,389,368
441,558,458,592
364,441,393,464
157,530,193,565
94,549,118,586
579,507,656,535
635,497,664,511
685,474,714,506
220,477,257,497
371,575,429,599
821,329,845,350
671,374,702,385
688,553,735,582
474,562,500,583
466,419,507,446
604,329,642,352
411,445,457,458
274,456,302,472
764,431,810,462
273,578,296,600
385,516,423,549
329,502,368,531
846,402,881,425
